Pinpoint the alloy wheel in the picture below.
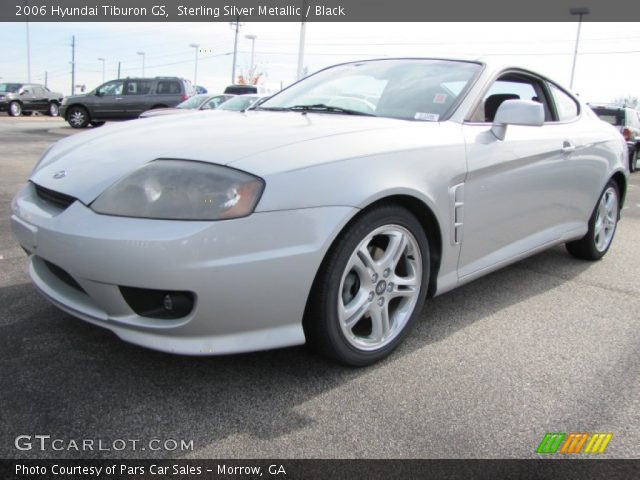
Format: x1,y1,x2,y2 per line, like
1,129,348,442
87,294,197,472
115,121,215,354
594,186,618,252
338,224,422,351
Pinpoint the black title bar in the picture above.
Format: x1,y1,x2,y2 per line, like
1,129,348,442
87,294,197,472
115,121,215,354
3,0,640,22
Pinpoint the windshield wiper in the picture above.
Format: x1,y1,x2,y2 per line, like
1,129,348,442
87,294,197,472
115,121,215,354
288,104,376,116
257,104,375,116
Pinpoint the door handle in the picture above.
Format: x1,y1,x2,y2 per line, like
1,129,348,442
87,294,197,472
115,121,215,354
561,141,576,154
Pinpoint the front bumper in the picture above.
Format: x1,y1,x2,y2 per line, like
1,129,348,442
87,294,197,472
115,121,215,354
11,182,356,355
58,104,68,118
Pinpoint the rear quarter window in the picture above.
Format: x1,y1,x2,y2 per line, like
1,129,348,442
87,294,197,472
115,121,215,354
548,83,579,121
155,81,182,95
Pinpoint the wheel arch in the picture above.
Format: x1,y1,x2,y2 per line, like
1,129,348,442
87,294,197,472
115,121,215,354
610,170,627,209
306,193,444,315
64,103,90,120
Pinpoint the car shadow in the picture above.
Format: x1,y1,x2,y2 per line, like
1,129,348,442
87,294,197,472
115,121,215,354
0,245,595,459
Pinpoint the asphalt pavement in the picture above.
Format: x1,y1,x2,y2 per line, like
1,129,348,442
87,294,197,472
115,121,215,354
0,116,638,459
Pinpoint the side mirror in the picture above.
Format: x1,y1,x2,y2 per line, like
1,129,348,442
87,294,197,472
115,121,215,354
95,91,103,97
491,99,544,140
20,90,29,96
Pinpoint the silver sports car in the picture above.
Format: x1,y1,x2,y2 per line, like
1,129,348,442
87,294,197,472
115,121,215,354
11,58,629,366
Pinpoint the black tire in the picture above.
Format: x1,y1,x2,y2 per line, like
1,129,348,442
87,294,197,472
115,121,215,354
304,204,430,366
8,101,22,117
630,148,638,173
566,180,620,261
90,121,106,127
47,102,60,117
66,106,90,128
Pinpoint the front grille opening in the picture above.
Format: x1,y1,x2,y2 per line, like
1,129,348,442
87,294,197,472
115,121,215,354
32,182,77,210
42,259,86,293
119,286,195,320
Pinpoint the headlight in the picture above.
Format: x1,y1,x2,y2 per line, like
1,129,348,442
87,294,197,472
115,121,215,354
91,160,264,220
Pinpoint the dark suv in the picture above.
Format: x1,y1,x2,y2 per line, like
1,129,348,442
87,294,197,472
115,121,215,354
590,104,640,172
60,77,194,128
0,83,64,117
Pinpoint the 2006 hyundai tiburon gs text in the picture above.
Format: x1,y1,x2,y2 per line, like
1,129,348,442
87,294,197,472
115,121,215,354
11,59,629,366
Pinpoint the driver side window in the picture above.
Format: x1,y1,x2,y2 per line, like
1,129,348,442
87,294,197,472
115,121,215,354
97,80,124,96
471,74,552,123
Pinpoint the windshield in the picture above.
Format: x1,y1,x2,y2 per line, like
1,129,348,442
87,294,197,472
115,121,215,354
0,83,21,93
176,95,208,109
218,95,260,111
260,59,481,120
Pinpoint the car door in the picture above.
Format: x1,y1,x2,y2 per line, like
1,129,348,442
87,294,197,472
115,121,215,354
30,85,48,112
92,80,125,118
19,85,37,111
123,79,153,117
458,71,584,279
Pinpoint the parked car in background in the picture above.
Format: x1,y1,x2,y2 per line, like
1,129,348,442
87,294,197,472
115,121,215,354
216,95,268,111
194,85,208,94
590,104,640,172
223,84,270,96
139,94,233,118
0,83,63,117
60,76,195,128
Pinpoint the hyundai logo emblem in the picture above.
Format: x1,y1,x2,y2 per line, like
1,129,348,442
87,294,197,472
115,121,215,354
53,170,67,179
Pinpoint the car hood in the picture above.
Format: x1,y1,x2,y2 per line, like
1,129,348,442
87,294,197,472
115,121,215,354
31,110,436,204
140,108,191,118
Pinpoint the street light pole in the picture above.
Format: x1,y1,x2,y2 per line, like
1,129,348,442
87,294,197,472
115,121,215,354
137,51,146,76
189,43,200,86
569,7,590,91
296,0,307,80
245,34,257,71
97,57,105,83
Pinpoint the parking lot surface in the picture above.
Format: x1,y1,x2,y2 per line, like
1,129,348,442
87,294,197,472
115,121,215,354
0,116,639,459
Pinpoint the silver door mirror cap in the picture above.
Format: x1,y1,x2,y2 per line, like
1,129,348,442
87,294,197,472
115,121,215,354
491,100,544,140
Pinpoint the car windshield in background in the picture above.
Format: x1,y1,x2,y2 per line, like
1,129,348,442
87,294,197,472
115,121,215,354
259,59,482,120
592,108,624,126
218,95,260,111
0,83,21,93
176,95,209,109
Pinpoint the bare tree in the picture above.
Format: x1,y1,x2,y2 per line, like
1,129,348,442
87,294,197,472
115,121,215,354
612,95,639,108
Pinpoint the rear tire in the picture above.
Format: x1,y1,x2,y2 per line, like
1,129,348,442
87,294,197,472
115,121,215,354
67,106,90,128
566,180,620,260
8,101,22,116
304,205,430,366
47,102,59,117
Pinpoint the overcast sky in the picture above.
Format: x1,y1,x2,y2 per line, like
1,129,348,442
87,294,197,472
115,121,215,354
0,22,638,102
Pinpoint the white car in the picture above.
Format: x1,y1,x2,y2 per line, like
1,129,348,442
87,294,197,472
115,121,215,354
11,58,628,365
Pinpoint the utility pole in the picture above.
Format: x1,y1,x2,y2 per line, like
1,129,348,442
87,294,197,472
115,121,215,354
231,16,240,84
26,21,31,82
98,57,105,83
296,0,307,80
189,43,200,85
117,61,121,79
44,71,47,88
245,34,257,71
71,35,76,95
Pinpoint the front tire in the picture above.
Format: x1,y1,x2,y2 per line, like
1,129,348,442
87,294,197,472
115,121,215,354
8,101,22,116
67,106,90,128
304,205,430,366
566,180,620,260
